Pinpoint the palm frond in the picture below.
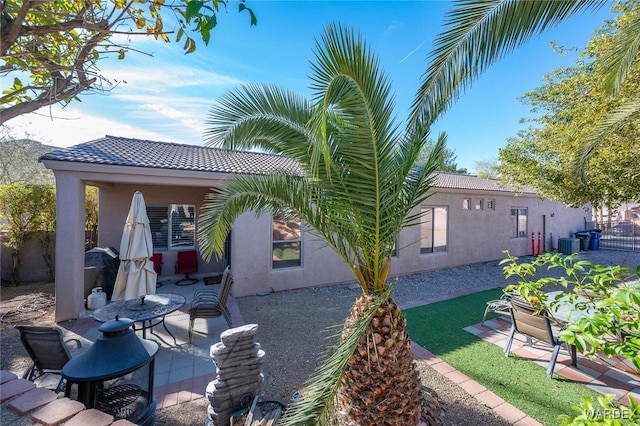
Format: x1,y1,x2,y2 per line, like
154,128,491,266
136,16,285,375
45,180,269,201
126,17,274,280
279,282,397,426
411,0,607,127
197,172,314,261
401,132,448,228
203,83,315,166
601,3,640,92
306,23,415,282
573,97,640,179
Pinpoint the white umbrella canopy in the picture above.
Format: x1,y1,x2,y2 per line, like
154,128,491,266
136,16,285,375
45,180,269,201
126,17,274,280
111,191,157,301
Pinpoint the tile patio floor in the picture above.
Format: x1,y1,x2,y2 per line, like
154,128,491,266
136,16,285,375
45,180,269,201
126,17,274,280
61,277,238,411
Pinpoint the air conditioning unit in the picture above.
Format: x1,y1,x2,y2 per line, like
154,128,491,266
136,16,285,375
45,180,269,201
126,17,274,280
558,238,579,255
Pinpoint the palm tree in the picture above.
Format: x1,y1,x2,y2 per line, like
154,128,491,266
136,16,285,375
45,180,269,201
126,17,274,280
198,23,445,425
411,0,640,171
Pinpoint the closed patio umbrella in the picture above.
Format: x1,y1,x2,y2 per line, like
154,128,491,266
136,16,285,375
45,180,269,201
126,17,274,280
111,191,157,302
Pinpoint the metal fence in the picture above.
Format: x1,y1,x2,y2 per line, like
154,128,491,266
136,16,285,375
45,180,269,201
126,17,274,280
595,221,640,252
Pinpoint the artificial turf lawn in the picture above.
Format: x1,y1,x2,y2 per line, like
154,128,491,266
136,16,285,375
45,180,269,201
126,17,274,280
405,288,603,425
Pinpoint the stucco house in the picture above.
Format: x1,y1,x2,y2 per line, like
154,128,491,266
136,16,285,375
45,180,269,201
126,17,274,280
40,136,591,321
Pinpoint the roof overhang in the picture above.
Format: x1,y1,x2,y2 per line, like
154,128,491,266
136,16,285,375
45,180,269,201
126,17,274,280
40,159,232,188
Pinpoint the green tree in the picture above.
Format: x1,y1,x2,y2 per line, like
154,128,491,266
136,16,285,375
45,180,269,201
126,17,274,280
418,139,468,174
473,157,500,179
0,183,56,285
199,24,446,425
85,186,99,250
1,0,256,123
498,3,640,208
411,0,639,174
0,130,55,185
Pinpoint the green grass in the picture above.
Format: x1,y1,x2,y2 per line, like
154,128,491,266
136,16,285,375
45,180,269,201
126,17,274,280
405,288,602,425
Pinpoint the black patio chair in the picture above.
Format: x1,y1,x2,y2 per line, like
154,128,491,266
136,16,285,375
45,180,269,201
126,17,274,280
14,325,82,392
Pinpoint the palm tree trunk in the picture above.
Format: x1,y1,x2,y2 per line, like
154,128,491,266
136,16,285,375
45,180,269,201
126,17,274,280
336,294,442,425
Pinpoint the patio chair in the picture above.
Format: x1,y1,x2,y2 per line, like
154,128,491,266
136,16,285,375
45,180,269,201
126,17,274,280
175,250,198,285
503,297,577,379
188,266,234,342
14,325,82,392
482,293,511,324
151,253,163,288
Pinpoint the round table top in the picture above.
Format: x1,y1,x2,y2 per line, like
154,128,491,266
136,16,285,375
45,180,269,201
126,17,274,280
92,293,186,323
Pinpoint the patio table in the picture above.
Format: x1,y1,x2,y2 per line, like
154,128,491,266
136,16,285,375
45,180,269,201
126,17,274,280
544,290,596,324
92,293,186,345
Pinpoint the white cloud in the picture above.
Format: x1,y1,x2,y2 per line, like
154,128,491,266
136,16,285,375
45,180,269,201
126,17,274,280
4,106,197,148
101,64,244,89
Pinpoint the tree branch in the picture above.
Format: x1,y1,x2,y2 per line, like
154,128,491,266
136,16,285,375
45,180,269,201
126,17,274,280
1,0,34,55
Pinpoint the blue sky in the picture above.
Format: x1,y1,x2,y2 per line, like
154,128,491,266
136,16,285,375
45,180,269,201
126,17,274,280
6,1,615,173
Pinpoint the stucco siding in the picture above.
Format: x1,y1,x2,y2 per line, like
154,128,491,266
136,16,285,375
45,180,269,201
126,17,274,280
228,189,590,297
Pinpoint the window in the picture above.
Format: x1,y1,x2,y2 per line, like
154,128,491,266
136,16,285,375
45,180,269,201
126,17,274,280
147,204,195,250
420,206,448,254
272,214,301,269
487,199,495,210
511,208,528,238
475,199,483,210
462,198,471,210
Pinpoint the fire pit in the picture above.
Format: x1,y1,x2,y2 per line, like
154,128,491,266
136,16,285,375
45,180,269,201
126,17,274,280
62,316,158,425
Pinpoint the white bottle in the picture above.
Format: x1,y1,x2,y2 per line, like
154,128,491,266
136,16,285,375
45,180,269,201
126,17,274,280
87,287,107,310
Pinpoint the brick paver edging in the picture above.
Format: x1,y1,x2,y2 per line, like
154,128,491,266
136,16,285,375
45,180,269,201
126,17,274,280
0,370,136,426
411,342,544,426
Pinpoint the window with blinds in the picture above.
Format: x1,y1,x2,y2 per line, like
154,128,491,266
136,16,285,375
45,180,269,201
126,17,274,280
147,204,195,250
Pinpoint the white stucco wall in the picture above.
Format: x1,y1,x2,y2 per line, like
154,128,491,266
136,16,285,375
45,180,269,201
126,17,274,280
229,189,590,297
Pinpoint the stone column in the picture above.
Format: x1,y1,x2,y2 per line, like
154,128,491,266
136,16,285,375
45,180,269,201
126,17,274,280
205,324,265,426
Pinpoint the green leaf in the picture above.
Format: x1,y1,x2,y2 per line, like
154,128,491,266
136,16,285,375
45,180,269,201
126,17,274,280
239,3,258,26
185,0,204,21
185,38,197,54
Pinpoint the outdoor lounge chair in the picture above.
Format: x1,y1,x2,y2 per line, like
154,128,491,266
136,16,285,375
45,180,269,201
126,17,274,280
175,250,198,285
503,296,577,379
188,266,234,342
14,325,82,392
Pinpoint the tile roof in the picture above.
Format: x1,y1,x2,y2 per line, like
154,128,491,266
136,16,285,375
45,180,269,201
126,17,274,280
39,135,303,176
40,135,532,194
432,172,535,194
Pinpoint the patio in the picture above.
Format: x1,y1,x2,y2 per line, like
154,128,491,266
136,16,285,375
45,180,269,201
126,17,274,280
65,278,639,419
63,277,239,410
